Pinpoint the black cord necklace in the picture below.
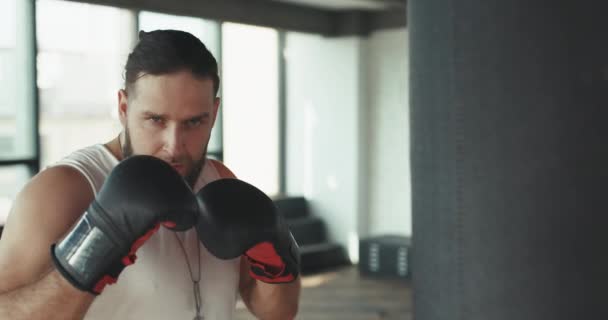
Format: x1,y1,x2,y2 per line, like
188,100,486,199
173,230,203,320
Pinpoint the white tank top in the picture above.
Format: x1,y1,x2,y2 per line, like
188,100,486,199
51,144,241,320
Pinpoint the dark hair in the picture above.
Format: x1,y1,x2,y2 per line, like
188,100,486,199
124,29,220,96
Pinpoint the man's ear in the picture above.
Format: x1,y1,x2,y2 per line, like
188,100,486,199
118,89,129,126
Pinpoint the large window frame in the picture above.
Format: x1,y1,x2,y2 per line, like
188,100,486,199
0,1,288,196
0,0,40,176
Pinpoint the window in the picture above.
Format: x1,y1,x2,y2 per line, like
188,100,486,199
0,0,36,220
222,23,279,195
138,11,223,157
36,0,136,168
0,0,36,161
0,166,29,224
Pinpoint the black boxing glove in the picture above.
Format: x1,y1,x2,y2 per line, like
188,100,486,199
51,155,199,294
196,179,300,283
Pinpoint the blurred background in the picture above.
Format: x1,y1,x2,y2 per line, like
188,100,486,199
0,0,410,319
3,1,607,320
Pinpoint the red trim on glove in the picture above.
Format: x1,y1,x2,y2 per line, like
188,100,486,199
162,221,177,228
93,275,118,294
245,242,295,283
94,222,174,294
131,223,161,253
247,261,295,283
246,242,284,269
122,223,161,266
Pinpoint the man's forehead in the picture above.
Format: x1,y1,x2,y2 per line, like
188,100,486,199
129,71,215,97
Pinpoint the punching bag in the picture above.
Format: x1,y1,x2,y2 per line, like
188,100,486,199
409,1,608,319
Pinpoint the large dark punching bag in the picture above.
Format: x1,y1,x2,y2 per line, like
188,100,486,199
410,1,608,320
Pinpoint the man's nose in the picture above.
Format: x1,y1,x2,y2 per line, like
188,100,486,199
163,125,186,158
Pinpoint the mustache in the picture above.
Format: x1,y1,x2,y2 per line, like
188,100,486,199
163,158,188,166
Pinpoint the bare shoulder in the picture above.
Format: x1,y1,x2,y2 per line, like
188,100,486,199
0,165,93,292
208,159,237,179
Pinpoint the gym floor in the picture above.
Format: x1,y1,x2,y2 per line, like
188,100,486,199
235,266,411,320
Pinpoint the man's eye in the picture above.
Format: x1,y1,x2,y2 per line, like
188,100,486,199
150,116,164,123
187,118,202,127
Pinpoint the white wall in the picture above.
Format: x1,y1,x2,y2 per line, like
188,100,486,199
285,28,410,262
365,28,411,236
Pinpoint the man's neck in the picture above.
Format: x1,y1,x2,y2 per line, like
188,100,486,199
104,135,123,161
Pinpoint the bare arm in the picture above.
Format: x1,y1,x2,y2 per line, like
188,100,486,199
239,257,301,320
0,269,94,319
0,166,97,319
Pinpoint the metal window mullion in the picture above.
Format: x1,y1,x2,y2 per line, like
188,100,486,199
277,30,287,196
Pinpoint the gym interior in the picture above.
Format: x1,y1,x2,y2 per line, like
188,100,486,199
0,0,606,319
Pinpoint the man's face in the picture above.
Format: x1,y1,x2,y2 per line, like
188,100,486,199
118,70,220,185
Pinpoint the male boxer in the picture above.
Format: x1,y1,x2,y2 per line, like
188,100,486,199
0,29,300,319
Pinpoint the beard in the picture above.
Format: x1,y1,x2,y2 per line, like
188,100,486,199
121,125,207,188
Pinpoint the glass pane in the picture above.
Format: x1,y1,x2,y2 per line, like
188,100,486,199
0,0,36,160
138,11,223,154
36,0,136,168
0,0,17,47
0,165,29,225
222,23,279,195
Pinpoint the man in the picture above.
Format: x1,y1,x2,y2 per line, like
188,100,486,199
0,30,300,319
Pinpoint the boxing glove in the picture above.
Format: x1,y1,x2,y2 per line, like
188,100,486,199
195,178,300,283
51,155,199,294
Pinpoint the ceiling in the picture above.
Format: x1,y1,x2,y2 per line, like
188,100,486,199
69,0,406,36
267,0,406,11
